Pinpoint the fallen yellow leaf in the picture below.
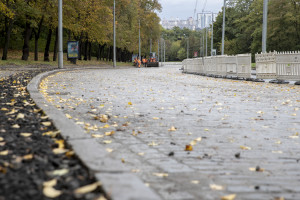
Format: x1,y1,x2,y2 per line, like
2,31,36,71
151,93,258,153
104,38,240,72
185,144,193,151
128,102,132,105
100,115,108,123
53,148,68,154
148,141,159,146
240,145,251,150
221,194,236,200
51,168,69,176
191,180,199,184
43,186,62,198
103,140,112,144
92,134,104,138
55,140,65,149
42,122,52,126
210,184,224,191
23,154,33,160
0,150,9,156
20,133,32,137
105,131,115,136
43,179,57,187
153,173,168,177
103,124,110,128
168,126,176,131
74,182,101,194
0,137,3,142
65,114,72,119
106,148,113,153
0,108,8,111
16,113,25,120
12,124,20,129
153,117,159,120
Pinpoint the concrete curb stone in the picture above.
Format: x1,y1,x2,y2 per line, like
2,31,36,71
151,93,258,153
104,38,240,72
27,68,162,200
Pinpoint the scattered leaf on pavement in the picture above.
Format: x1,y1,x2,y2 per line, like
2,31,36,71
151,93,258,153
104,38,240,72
210,184,224,191
221,194,236,200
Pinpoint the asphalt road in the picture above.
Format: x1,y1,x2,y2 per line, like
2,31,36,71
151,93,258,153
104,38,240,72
41,65,300,200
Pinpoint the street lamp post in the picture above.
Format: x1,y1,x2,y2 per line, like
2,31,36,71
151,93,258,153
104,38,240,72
113,0,116,67
205,28,208,57
138,20,141,60
262,0,268,53
164,40,166,62
211,12,214,56
58,0,63,69
221,0,226,55
157,39,160,62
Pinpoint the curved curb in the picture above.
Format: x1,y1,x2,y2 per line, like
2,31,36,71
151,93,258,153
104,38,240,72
27,68,162,200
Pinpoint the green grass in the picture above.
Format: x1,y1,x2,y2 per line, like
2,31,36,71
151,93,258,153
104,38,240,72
251,63,256,70
0,49,132,67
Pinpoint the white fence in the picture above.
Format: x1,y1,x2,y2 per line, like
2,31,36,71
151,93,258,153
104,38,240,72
183,54,251,79
255,51,300,80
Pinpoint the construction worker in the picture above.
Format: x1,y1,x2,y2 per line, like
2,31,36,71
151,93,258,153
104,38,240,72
137,58,141,68
142,57,147,67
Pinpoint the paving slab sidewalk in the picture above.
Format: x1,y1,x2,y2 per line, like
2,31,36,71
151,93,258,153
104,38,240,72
31,65,300,200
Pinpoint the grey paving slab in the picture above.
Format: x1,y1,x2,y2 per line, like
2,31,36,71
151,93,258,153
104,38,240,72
37,65,300,200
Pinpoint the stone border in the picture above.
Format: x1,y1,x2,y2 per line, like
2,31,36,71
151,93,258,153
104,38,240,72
27,68,161,200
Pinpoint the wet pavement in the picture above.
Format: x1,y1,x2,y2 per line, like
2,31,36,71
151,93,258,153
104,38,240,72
41,65,300,200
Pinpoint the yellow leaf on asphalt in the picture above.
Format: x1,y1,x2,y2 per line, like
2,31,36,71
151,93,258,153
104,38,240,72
103,140,112,144
153,173,168,177
210,184,224,191
153,117,159,120
95,195,108,200
20,133,32,137
51,169,69,176
40,116,48,120
16,113,25,120
240,145,251,150
128,102,132,105
65,114,72,119
138,152,145,156
43,179,57,187
23,154,33,160
1,108,8,111
42,122,52,126
74,182,101,194
0,150,9,156
53,148,68,154
43,131,60,138
221,194,236,200
289,136,299,139
12,124,20,129
204,128,210,131
43,186,62,198
0,137,3,142
55,140,65,149
168,126,176,131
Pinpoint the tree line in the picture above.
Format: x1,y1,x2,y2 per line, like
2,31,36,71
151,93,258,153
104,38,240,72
161,0,300,61
0,0,161,62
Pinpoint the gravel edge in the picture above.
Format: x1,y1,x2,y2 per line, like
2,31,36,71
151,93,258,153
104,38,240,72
27,68,162,200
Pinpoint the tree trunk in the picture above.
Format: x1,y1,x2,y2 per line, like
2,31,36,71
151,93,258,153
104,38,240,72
53,27,58,61
2,17,13,60
88,42,92,60
22,22,32,61
83,39,88,61
34,17,44,61
44,28,52,62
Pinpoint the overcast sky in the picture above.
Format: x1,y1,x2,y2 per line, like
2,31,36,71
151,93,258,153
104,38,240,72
158,0,224,20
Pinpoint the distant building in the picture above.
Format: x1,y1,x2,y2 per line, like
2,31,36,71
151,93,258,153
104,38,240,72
161,17,196,30
161,12,217,30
